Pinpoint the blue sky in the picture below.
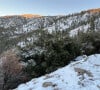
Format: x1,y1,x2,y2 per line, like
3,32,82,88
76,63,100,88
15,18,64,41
0,0,100,16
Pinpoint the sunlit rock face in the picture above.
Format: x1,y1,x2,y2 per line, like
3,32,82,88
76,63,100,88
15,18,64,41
21,14,42,18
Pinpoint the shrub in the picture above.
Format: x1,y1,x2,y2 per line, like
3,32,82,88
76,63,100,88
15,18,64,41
19,30,100,82
0,49,26,90
75,31,100,55
21,32,81,78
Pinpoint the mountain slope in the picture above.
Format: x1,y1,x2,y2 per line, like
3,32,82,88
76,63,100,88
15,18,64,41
15,54,100,90
0,8,100,54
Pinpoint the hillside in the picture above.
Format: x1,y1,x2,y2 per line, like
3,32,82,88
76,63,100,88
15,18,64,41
15,54,100,90
0,8,100,54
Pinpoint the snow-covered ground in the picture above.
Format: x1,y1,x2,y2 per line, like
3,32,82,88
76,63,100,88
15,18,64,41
69,24,90,37
15,54,100,90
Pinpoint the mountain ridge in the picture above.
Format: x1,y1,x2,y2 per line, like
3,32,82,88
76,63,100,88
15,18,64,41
0,8,100,18
1,14,42,18
87,8,100,13
21,14,42,18
0,8,100,53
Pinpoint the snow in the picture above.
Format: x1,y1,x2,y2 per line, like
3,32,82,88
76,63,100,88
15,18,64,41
74,55,87,61
0,12,100,49
17,41,26,48
69,24,90,37
15,54,100,90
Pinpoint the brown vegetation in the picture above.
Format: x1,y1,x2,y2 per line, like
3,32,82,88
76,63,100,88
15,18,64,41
0,49,23,90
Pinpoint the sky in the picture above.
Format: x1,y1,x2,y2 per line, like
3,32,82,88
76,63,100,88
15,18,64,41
0,0,100,16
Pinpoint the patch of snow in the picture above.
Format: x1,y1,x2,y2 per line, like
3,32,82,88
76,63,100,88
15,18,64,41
17,41,26,48
74,55,87,61
69,24,90,37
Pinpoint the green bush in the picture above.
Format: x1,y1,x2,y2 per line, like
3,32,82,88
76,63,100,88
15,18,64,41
20,31,81,78
75,31,100,55
19,30,100,80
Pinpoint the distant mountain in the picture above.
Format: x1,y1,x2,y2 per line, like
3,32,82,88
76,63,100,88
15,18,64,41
21,14,42,18
0,8,100,53
2,14,42,18
87,8,100,13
